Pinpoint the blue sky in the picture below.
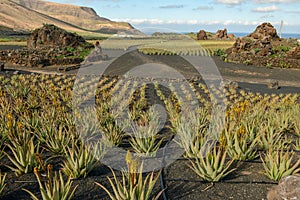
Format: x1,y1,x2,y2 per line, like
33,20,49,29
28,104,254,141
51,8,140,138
48,0,300,33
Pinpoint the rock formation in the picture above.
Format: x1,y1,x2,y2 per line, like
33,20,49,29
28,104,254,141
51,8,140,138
27,24,91,49
247,22,279,40
197,30,207,40
225,22,300,68
229,23,280,55
0,24,94,68
216,28,228,39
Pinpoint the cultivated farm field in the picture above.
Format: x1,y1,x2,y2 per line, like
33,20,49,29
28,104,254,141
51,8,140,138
0,73,299,199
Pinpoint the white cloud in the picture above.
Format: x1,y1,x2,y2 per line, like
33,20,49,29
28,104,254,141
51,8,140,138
114,19,200,25
252,5,280,12
159,5,185,9
215,0,245,5
112,18,276,26
254,0,300,3
193,6,214,10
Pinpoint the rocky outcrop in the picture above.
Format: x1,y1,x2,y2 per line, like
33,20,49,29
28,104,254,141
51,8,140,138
216,29,228,39
195,28,234,40
27,24,91,49
226,22,300,68
267,175,300,200
0,25,94,68
229,36,273,57
248,22,279,40
197,30,207,40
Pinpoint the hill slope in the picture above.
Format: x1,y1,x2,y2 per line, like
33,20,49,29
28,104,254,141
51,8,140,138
0,0,139,35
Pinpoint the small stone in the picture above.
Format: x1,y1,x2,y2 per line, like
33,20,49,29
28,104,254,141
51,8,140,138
267,80,279,89
267,175,300,200
220,79,239,90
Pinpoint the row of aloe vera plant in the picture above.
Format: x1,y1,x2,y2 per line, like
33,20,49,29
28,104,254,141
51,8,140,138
0,74,299,199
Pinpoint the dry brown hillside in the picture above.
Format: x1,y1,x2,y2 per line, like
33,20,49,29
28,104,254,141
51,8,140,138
0,0,139,34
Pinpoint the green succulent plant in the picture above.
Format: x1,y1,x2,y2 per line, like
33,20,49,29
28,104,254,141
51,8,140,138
5,138,40,176
261,150,300,181
96,151,162,200
23,165,78,200
189,145,236,182
61,142,101,179
0,170,6,196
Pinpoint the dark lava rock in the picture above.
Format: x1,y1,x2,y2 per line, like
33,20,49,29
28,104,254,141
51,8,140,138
197,30,208,40
216,28,228,39
0,24,94,68
247,22,279,40
27,24,91,49
226,22,300,68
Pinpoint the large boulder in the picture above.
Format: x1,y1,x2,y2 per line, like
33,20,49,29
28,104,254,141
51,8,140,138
197,30,207,40
27,24,91,49
216,28,228,39
247,22,279,40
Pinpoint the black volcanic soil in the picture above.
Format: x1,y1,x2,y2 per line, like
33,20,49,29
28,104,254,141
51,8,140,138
0,155,278,200
0,46,299,200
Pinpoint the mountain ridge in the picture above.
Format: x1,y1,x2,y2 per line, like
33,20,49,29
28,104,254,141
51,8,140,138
0,0,139,35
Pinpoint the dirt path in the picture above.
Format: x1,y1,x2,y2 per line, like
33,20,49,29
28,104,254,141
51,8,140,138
213,57,300,88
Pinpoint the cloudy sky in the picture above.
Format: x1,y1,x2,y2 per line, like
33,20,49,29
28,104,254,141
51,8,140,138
49,0,300,33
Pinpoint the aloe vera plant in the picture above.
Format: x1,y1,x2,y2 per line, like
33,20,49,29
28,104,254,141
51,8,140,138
99,116,125,147
129,108,164,157
96,151,162,200
61,142,100,179
176,107,210,158
291,104,300,137
40,125,75,155
224,121,259,161
261,150,300,181
259,120,284,151
294,138,300,151
0,170,6,196
23,165,78,200
5,138,40,176
189,145,236,182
